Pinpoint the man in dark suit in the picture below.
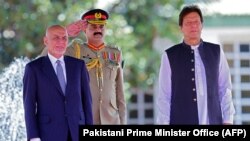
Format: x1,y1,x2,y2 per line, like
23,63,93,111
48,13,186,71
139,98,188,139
23,25,93,141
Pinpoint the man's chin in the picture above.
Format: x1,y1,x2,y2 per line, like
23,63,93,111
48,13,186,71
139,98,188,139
55,50,66,55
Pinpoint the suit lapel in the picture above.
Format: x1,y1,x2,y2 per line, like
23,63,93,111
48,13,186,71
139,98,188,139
42,56,64,95
64,56,73,96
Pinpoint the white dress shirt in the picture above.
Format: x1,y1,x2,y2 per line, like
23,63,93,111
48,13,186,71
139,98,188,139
156,44,235,124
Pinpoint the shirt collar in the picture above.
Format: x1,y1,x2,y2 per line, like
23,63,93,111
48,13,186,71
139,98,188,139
182,39,203,50
48,53,64,65
191,44,200,50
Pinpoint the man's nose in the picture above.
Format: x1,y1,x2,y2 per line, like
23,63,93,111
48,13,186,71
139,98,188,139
57,39,67,45
95,27,102,32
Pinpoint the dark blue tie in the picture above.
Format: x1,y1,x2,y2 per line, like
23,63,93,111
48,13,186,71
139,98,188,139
56,60,66,94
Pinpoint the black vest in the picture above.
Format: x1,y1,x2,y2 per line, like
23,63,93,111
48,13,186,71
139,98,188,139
166,41,222,124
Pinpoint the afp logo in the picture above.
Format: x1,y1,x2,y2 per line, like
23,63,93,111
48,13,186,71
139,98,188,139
222,129,246,138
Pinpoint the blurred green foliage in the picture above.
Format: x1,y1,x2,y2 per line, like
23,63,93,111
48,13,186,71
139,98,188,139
106,0,183,90
0,0,183,91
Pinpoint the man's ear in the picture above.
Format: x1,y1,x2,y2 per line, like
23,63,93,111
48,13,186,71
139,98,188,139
43,36,48,46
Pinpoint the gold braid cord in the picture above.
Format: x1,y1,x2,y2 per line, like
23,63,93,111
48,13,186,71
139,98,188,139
86,58,103,89
74,42,103,90
74,42,81,59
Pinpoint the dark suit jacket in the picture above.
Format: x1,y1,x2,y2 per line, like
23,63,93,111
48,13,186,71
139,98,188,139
23,55,93,141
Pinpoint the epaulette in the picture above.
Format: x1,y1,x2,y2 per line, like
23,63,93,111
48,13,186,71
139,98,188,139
82,42,89,48
69,38,84,59
68,38,84,47
106,44,121,52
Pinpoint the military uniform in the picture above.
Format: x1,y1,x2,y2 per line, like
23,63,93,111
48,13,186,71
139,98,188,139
65,40,126,124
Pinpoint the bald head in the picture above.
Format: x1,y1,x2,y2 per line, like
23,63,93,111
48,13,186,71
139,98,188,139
46,25,68,37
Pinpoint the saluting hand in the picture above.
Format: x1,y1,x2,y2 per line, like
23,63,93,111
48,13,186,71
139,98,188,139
66,20,87,37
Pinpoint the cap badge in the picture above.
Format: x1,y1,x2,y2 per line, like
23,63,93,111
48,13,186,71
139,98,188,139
95,13,102,19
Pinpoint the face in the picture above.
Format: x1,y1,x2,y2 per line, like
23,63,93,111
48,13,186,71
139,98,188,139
180,12,202,42
44,26,68,58
84,23,106,44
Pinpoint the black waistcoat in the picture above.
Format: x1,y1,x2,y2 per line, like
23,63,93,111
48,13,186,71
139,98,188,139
166,41,222,124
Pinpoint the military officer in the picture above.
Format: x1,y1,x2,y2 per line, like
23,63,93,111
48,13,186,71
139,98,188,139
40,9,126,124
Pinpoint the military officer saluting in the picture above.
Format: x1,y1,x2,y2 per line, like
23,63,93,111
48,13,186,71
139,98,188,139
40,9,127,124
66,9,126,125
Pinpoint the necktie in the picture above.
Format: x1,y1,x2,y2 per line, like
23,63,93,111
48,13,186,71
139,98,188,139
56,60,66,94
